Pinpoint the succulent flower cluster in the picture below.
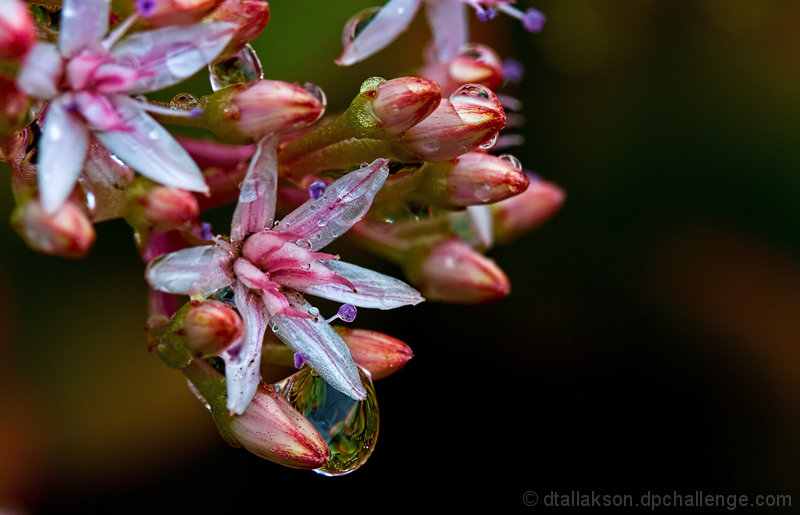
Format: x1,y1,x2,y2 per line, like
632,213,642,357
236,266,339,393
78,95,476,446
1,0,564,474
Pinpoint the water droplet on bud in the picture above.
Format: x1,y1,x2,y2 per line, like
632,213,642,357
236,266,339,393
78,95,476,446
479,132,499,150
450,83,492,102
342,7,381,45
456,43,499,66
208,44,264,92
295,82,327,109
498,153,523,171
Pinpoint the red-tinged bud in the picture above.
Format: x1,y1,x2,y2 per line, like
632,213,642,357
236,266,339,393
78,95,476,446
125,180,200,231
336,327,413,380
136,0,223,26
202,80,325,143
0,77,29,134
229,382,330,469
491,173,565,243
370,77,440,134
11,199,96,258
420,152,528,208
183,300,243,356
447,44,503,92
401,83,505,161
0,0,35,62
406,238,510,303
205,0,270,57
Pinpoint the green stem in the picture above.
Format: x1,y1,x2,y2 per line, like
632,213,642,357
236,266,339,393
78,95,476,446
182,359,239,446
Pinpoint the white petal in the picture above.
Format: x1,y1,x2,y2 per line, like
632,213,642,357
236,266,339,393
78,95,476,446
111,22,236,94
222,282,269,415
303,260,424,309
145,245,233,296
467,205,494,248
17,43,63,99
59,0,110,57
336,0,422,66
425,0,468,62
94,96,208,193
276,159,389,251
230,136,278,245
38,96,89,213
271,293,366,401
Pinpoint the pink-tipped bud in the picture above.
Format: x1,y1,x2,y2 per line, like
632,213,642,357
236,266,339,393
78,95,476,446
183,300,243,356
448,44,503,92
204,0,270,56
229,382,330,469
420,152,529,208
406,238,510,303
401,84,505,161
136,0,223,26
11,199,96,258
204,80,326,143
370,77,440,134
126,182,200,231
491,173,565,243
0,0,35,62
336,327,413,380
0,77,29,134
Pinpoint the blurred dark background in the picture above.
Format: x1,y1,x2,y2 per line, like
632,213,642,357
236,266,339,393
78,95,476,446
2,0,800,511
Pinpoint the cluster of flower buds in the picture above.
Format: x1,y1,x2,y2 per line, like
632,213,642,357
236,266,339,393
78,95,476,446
0,0,563,472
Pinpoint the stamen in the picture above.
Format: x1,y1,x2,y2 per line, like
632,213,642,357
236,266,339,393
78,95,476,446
293,352,310,369
325,304,357,323
502,58,525,84
496,4,546,33
102,12,141,51
138,101,202,119
135,0,158,17
307,180,326,199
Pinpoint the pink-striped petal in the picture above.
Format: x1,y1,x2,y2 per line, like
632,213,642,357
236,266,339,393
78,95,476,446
270,261,355,292
425,0,468,62
93,96,208,193
302,260,424,309
17,42,63,99
231,136,278,245
145,245,233,296
336,0,422,66
271,293,366,401
38,96,90,213
59,0,109,57
222,281,269,415
111,22,236,94
276,159,390,251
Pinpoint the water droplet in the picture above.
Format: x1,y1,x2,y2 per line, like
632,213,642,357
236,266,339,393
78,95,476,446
270,321,280,333
317,218,328,227
295,239,311,248
147,129,159,140
216,287,235,305
498,153,523,171
420,138,440,152
170,93,200,111
208,44,264,92
479,132,499,150
456,43,499,67
450,83,492,101
342,7,381,45
307,306,320,317
276,367,379,476
301,263,311,271
475,183,492,202
295,82,327,110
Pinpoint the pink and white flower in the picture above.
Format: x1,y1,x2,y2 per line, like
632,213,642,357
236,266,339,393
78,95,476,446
146,137,424,414
15,0,236,212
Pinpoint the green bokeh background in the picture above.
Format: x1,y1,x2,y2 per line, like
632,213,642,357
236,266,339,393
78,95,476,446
2,0,800,511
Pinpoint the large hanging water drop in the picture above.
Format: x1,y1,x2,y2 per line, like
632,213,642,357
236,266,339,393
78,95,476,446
275,367,378,476
209,44,264,92
342,7,381,45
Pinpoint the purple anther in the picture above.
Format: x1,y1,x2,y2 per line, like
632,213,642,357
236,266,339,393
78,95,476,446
189,107,204,119
198,222,214,241
476,7,496,22
522,8,546,33
502,58,525,84
135,0,157,17
308,180,327,200
337,304,357,323
293,352,310,369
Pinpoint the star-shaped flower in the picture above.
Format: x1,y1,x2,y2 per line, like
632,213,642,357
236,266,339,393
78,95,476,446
146,137,424,414
16,0,236,212
337,0,545,66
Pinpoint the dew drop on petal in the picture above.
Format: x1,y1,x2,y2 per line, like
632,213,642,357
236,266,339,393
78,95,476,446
208,44,264,92
475,183,492,202
307,306,320,317
342,7,381,45
295,82,327,110
498,153,523,171
450,83,492,102
275,367,379,476
479,132,499,150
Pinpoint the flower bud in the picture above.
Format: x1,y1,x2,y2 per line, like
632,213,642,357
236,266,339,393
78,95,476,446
204,0,270,57
202,80,325,143
401,84,505,161
336,327,413,380
229,382,330,469
447,44,503,91
136,0,223,26
405,238,510,303
491,173,565,243
11,199,96,258
370,77,440,134
0,77,29,134
0,0,35,62
183,300,243,356
419,152,528,208
125,180,200,231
